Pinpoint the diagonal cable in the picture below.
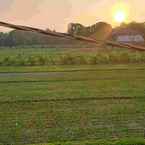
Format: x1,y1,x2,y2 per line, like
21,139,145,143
0,21,145,51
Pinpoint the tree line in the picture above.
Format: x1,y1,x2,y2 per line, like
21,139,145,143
0,22,145,47
0,30,63,47
0,29,87,47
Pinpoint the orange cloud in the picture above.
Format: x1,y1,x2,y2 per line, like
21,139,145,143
0,0,145,32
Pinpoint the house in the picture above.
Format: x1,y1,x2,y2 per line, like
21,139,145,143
111,27,145,45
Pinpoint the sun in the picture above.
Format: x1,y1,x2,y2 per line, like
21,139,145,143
112,2,130,24
114,10,126,23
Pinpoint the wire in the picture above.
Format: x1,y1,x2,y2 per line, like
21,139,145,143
0,21,145,51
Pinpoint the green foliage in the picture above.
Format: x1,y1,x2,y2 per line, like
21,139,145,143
114,138,145,145
30,138,145,145
0,47,145,66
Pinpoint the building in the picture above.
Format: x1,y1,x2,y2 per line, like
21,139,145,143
111,27,145,45
68,22,112,41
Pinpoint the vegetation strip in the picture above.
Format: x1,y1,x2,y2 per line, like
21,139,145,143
28,138,145,145
0,77,145,84
0,96,144,104
0,67,145,73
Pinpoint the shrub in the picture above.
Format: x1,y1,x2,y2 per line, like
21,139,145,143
1,48,145,66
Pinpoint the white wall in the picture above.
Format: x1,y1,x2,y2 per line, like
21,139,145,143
116,34,144,43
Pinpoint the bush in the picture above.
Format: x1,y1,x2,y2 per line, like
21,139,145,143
59,55,76,65
1,49,145,66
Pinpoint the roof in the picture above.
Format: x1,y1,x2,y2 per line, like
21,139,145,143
112,27,144,36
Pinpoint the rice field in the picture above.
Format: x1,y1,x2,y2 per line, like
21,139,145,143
0,47,145,144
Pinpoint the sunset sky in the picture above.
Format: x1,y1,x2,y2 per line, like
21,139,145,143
0,0,145,32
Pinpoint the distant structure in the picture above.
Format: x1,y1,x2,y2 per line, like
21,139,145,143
111,28,145,44
110,23,145,45
68,22,112,41
68,22,145,46
68,23,84,35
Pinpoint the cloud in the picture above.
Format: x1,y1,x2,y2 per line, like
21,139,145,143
27,0,72,31
0,0,14,12
0,0,145,32
0,0,72,31
0,0,42,21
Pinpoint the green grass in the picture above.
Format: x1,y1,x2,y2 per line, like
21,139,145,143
0,47,145,144
0,64,145,144
30,138,145,145
1,98,145,144
0,63,144,72
0,65,145,100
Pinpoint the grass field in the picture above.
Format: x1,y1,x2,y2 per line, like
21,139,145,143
0,47,145,144
0,64,145,144
29,138,145,145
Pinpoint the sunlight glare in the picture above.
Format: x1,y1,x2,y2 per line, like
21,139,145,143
114,10,126,23
112,2,130,24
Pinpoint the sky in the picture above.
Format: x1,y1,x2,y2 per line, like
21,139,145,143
0,0,145,32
